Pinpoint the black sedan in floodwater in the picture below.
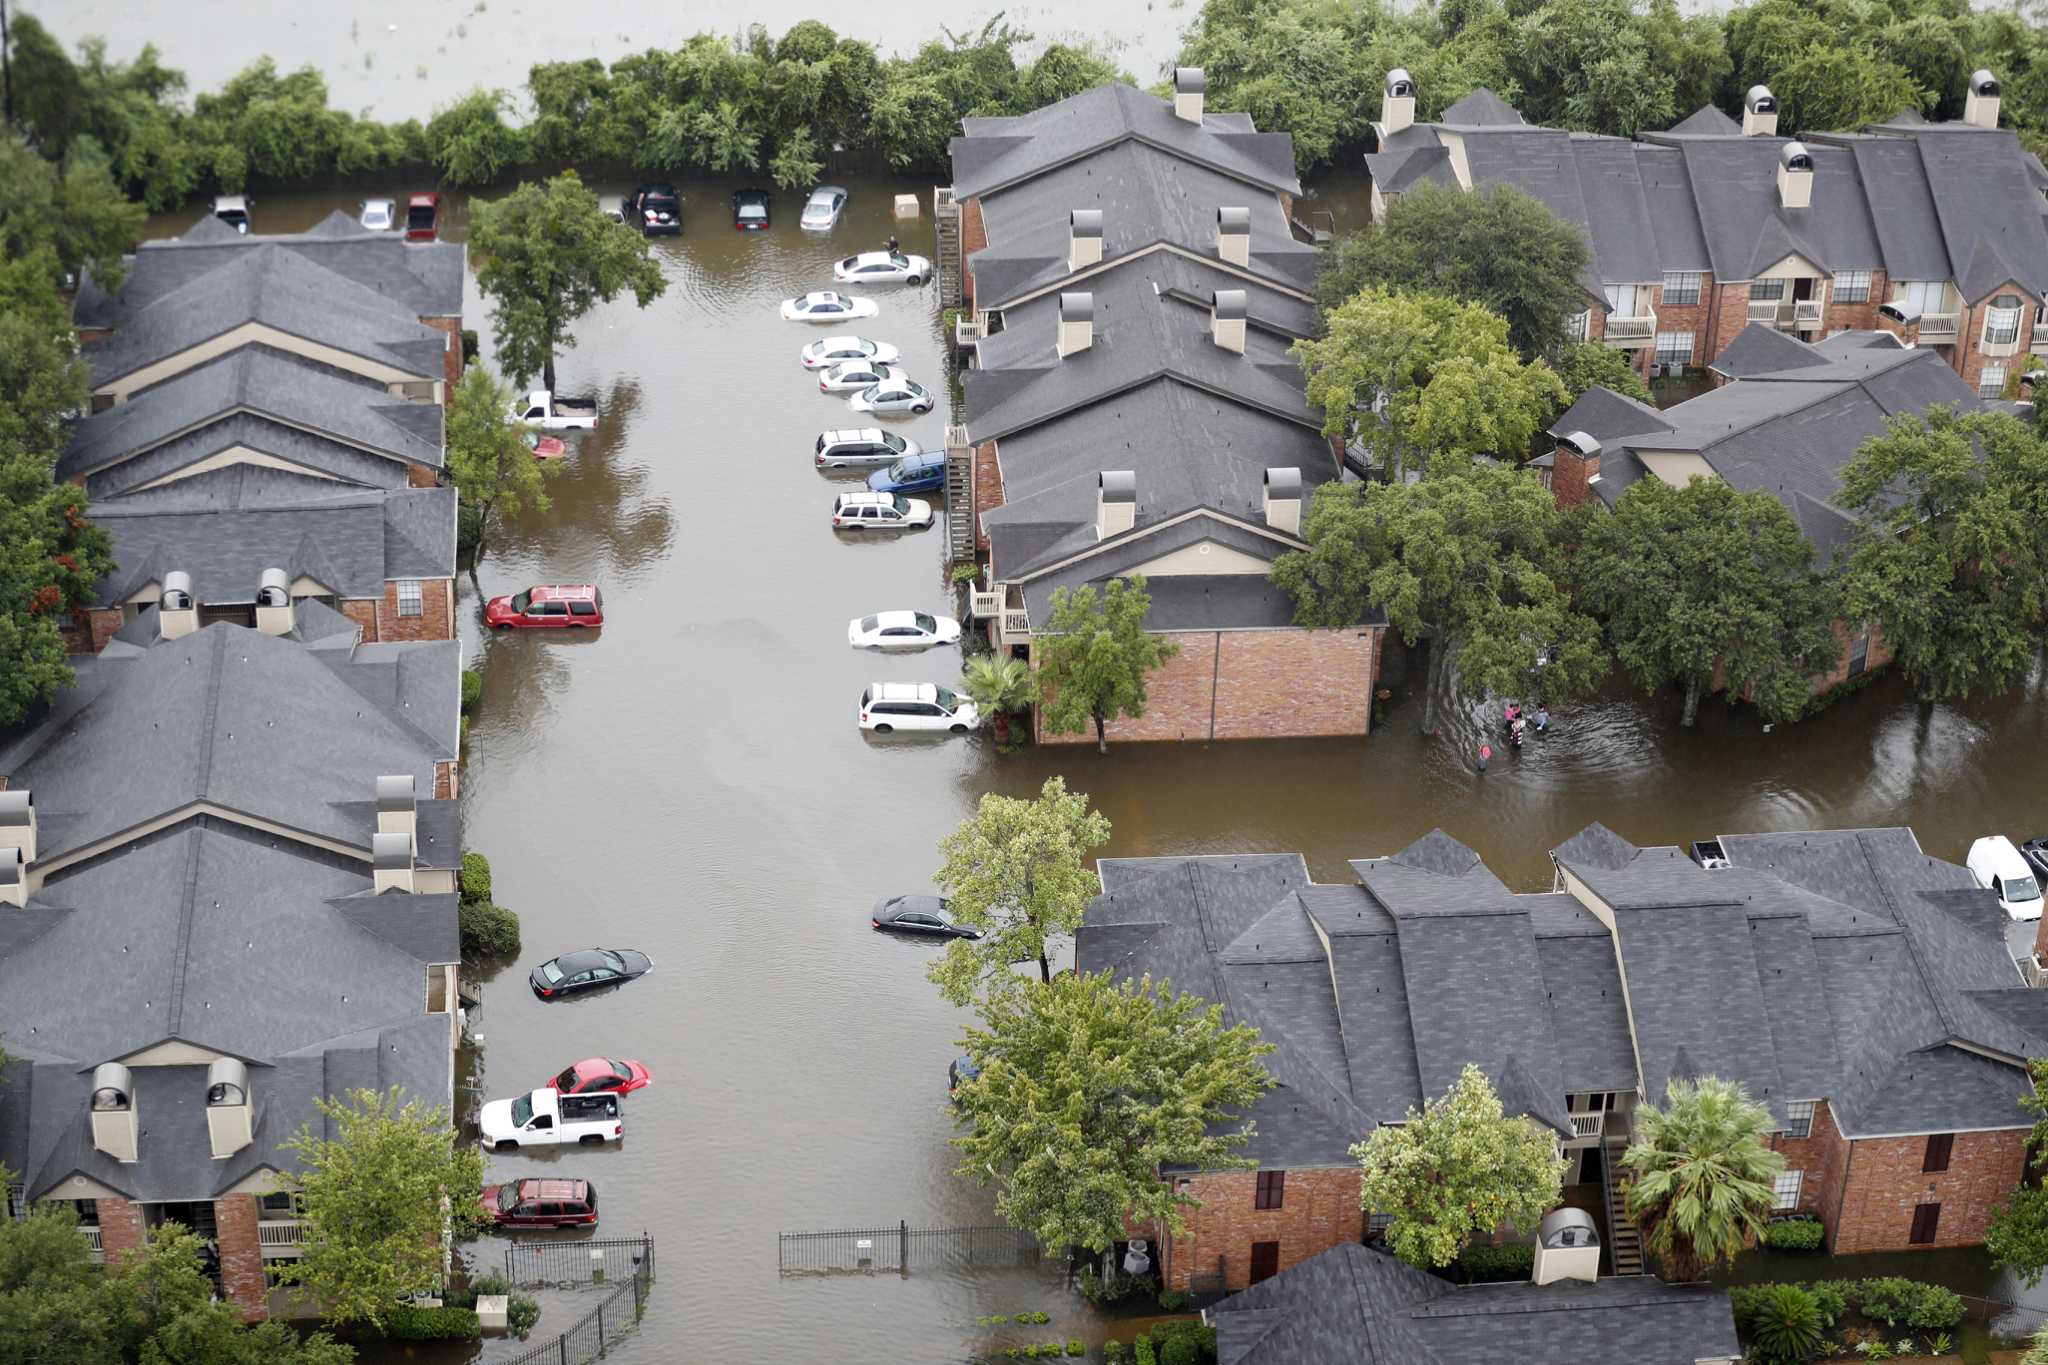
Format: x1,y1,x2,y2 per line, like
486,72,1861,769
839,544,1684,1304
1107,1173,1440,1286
530,948,654,999
871,895,982,939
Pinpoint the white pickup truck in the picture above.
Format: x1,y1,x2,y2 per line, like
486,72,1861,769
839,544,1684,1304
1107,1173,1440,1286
480,1088,623,1150
509,390,600,431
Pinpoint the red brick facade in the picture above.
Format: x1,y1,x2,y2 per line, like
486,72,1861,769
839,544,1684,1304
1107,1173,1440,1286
973,441,1003,555
961,198,988,311
96,1194,146,1265
1035,626,1381,745
435,758,459,800
1156,1166,1364,1293
378,578,455,643
407,461,441,489
213,1193,269,1321
341,598,380,640
417,315,463,393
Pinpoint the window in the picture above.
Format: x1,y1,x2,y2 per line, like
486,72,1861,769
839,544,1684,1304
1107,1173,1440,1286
1566,310,1591,342
1249,1241,1281,1285
1783,1100,1816,1139
1909,1202,1941,1245
1750,278,1787,303
1662,272,1703,306
1980,363,2008,398
1892,279,1943,314
1654,331,1696,369
1987,293,2024,346
569,601,597,617
397,580,422,617
1366,1211,1396,1241
1255,1170,1286,1211
1833,270,1872,303
72,1199,99,1226
1924,1133,1954,1173
1848,629,1870,678
1605,283,1650,316
1772,1169,1805,1211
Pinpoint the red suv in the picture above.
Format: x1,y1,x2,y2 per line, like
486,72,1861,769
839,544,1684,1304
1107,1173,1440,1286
480,1178,598,1229
485,584,604,630
406,192,442,241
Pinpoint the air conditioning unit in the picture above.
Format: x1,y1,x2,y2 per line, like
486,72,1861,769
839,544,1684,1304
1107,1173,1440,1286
1647,363,1665,379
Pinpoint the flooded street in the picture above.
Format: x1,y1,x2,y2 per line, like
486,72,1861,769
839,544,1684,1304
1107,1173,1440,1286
133,178,2048,1362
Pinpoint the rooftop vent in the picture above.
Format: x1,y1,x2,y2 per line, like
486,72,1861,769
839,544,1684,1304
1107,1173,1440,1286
1967,69,2002,129
0,847,22,909
1743,85,1778,137
255,566,293,636
1264,467,1303,536
1097,470,1136,540
1068,209,1104,272
1213,289,1248,354
1216,207,1251,268
1534,1207,1599,1285
1382,68,1416,138
1778,141,1813,209
1057,291,1094,358
90,1062,139,1163
1174,67,1206,124
376,774,418,844
161,569,198,640
206,1057,253,1159
0,789,35,864
372,829,415,894
1558,431,1601,458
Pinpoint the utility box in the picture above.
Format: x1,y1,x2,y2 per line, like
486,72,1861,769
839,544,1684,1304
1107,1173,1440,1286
476,1294,509,1333
894,194,919,219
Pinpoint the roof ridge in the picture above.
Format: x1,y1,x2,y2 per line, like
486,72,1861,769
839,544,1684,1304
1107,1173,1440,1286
165,823,204,1035
1854,831,1963,1037
194,628,229,805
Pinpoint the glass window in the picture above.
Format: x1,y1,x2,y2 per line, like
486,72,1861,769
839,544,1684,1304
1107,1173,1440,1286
1567,310,1590,342
882,432,905,453
1892,280,1942,313
914,613,937,633
1783,1101,1815,1139
2011,874,2042,902
859,616,880,632
1833,270,1872,303
1772,1169,1804,1210
1654,332,1696,369
1986,293,2023,345
1661,272,1702,306
569,601,597,616
1254,1170,1286,1210
540,961,564,983
512,1095,534,1126
892,496,912,515
1750,278,1787,303
397,580,423,618
1923,1133,1954,1173
1980,364,2008,398
935,687,961,710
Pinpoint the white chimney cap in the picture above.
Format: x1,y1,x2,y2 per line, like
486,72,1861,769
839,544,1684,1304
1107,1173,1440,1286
1781,141,1813,169
1213,289,1248,320
1099,470,1136,503
1972,69,2001,96
207,1056,249,1105
0,790,30,826
1060,291,1094,322
1560,431,1601,457
1069,209,1103,238
1175,67,1207,94
1265,467,1302,498
1745,85,1776,113
91,1063,133,1110
371,831,413,870
1386,68,1415,97
375,774,416,810
1217,206,1251,234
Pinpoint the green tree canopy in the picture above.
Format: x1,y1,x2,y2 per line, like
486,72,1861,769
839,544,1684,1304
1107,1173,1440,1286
273,1087,488,1328
951,971,1273,1254
1353,1064,1566,1268
1574,477,1842,726
425,89,527,185
445,365,553,583
1316,184,1594,360
1837,408,2048,702
1548,339,1654,412
1035,576,1180,754
0,133,144,289
1295,287,1567,478
1987,1059,2048,1287
928,776,1111,1004
1272,463,1607,736
469,171,668,393
1622,1077,1784,1281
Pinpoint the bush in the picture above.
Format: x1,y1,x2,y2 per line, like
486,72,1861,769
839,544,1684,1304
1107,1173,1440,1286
1157,1289,1190,1312
1858,1278,1963,1332
1807,1280,1852,1327
1031,1312,1050,1325
1764,1218,1825,1251
461,669,483,713
1134,1337,1157,1365
507,1294,540,1340
380,1305,481,1340
1149,1321,1217,1365
1452,1242,1536,1283
459,899,522,957
459,851,493,904
1067,1343,1086,1358
1748,1284,1825,1365
463,1272,510,1303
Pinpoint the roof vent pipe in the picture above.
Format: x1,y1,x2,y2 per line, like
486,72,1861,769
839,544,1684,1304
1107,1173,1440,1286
160,570,198,640
1068,209,1104,272
0,789,36,865
255,566,294,636
1096,470,1136,540
1212,289,1248,354
206,1057,253,1159
90,1063,139,1163
1777,141,1813,210
1264,467,1303,536
1216,207,1251,268
1057,291,1094,358
1743,85,1778,137
372,830,415,894
1382,68,1416,138
1174,67,1206,124
1967,69,2002,129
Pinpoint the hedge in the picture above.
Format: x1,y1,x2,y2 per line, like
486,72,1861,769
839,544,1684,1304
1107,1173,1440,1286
1451,1241,1536,1283
459,851,493,905
1727,1277,1964,1334
1763,1218,1825,1251
380,1305,481,1340
460,899,522,958
460,669,483,713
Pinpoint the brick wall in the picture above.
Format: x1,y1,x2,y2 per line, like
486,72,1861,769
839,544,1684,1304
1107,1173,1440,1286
378,577,455,642
1954,285,2033,398
974,441,1003,556
961,197,988,312
1824,270,1886,335
1158,1166,1363,1293
435,759,459,800
1652,277,1712,372
1767,1101,1852,1240
1705,281,1755,368
408,462,441,489
1549,446,1599,509
214,1193,270,1322
1832,1127,2029,1253
1809,619,1894,693
418,315,463,393
96,1195,146,1265
341,598,380,641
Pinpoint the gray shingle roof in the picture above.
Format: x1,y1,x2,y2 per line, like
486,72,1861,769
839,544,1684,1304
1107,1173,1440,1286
79,413,425,499
1708,320,1834,378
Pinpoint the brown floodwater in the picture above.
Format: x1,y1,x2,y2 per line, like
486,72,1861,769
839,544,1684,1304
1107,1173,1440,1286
135,176,2048,1361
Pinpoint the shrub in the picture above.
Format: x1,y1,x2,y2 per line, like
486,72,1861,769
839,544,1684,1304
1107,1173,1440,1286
507,1294,540,1339
1765,1218,1825,1251
1157,1288,1190,1312
1807,1280,1852,1327
1858,1277,1962,1331
459,899,521,957
1452,1242,1536,1283
467,1272,511,1301
1748,1284,1825,1365
461,669,483,712
1068,1343,1086,1358
381,1305,481,1340
1160,1337,1197,1365
1032,1312,1050,1325
1135,1337,1157,1365
1149,1321,1217,1365
459,851,492,904
1103,1340,1126,1364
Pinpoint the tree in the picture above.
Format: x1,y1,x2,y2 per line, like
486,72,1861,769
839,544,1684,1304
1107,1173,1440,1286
1987,1059,2048,1287
1316,186,1593,360
1837,408,2048,702
425,89,527,185
444,365,552,585
1575,477,1842,726
1271,463,1607,736
1748,1283,1827,1365
928,777,1111,1004
1622,1077,1783,1281
958,653,1036,746
1035,576,1179,754
2027,1322,2048,1365
468,171,667,392
1352,1064,1566,1268
951,970,1273,1254
1549,339,1653,410
273,1087,488,1328
0,132,144,288
1295,287,1567,478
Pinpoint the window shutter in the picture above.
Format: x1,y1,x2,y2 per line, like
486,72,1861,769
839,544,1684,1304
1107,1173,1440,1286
1923,1133,1954,1173
1909,1202,1941,1245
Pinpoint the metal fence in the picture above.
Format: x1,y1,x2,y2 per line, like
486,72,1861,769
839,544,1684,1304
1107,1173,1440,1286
495,1238,655,1365
777,1221,1041,1276
505,1236,655,1289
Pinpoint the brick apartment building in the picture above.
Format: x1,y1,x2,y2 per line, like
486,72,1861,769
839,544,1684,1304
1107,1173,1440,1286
1366,69,2048,397
0,611,466,1318
940,74,1385,743
1076,823,2047,1294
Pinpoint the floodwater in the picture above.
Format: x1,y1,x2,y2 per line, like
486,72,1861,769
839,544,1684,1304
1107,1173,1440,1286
136,176,2048,1362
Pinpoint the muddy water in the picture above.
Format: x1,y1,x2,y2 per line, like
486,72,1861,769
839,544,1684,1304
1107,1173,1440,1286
135,179,2048,1360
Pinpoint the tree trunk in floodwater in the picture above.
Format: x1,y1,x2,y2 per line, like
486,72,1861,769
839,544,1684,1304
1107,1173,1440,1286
1093,713,1109,754
542,353,557,397
1681,675,1703,728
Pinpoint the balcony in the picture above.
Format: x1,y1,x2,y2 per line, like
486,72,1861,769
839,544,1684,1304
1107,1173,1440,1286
258,1220,307,1257
969,588,1000,619
1747,299,1783,324
953,315,983,350
1605,313,1656,347
1792,299,1824,329
1918,313,1960,339
1568,1112,1605,1141
1001,609,1031,637
79,1225,103,1259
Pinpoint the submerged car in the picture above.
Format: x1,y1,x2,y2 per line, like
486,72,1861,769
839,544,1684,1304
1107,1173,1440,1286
524,430,568,460
801,336,899,370
1970,836,2045,921
212,195,251,234
546,1058,653,1097
848,377,934,415
831,490,931,530
359,198,397,232
847,610,961,650
529,948,654,999
405,192,442,241
782,291,879,323
733,188,772,231
833,251,931,285
819,359,907,394
872,894,982,938
480,1178,599,1229
815,428,920,471
857,683,978,734
484,584,604,629
948,1054,982,1103
866,451,945,494
800,185,849,231
628,184,683,235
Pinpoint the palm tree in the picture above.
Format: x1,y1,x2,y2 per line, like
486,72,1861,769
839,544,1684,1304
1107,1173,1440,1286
959,655,1035,745
1621,1076,1784,1281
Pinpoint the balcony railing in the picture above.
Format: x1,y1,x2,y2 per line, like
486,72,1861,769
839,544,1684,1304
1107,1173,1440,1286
1747,299,1783,323
1918,313,1960,338
1568,1112,1606,1140
259,1220,307,1256
1605,313,1656,346
969,589,1000,619
79,1225,103,1255
1001,610,1031,637
1792,299,1824,328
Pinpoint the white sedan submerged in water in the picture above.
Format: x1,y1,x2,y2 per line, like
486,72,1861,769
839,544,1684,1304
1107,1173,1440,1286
782,291,879,323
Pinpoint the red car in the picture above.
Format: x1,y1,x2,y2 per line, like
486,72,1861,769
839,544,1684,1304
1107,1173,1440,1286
524,430,567,460
406,192,442,241
480,1178,598,1229
547,1057,653,1097
485,584,604,629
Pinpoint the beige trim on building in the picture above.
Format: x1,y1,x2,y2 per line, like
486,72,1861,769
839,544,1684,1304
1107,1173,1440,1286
116,1038,229,1068
1636,451,1720,487
1128,538,1276,577
129,444,351,492
94,322,441,406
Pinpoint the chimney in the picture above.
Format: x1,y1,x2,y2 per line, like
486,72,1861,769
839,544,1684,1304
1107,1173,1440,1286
1096,471,1136,540
1742,85,1778,137
1174,67,1206,124
1382,68,1416,138
0,789,35,864
1777,141,1813,210
205,1057,253,1159
159,570,198,640
1533,1209,1600,1286
372,830,415,894
1966,69,2002,129
1216,207,1251,268
1212,289,1248,354
90,1063,139,1163
376,774,417,846
0,847,22,909
254,566,293,635
1068,209,1104,272
1264,467,1303,535
1551,431,1602,509
1057,291,1094,358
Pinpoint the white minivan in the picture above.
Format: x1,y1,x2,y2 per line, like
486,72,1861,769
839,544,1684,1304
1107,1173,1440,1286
858,683,978,734
1969,836,2045,921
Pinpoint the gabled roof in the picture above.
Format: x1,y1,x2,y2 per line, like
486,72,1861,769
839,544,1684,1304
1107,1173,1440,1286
1666,104,1742,137
1707,320,1834,379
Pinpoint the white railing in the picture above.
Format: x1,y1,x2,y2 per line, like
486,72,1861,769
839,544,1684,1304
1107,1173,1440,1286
1605,314,1656,345
934,186,957,213
969,589,1000,619
1918,313,1960,338
1792,299,1824,327
1001,610,1031,637
954,316,983,348
1748,299,1782,323
79,1225,103,1254
1569,1112,1605,1140
259,1220,307,1255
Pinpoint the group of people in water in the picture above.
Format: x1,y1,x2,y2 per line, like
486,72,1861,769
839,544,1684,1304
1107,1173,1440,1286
1475,700,1549,773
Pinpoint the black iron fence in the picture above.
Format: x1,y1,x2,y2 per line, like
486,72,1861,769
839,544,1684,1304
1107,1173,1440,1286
777,1221,1040,1276
505,1235,655,1290
495,1237,655,1365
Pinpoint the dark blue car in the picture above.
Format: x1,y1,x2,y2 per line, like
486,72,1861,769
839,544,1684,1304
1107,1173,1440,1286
866,452,945,495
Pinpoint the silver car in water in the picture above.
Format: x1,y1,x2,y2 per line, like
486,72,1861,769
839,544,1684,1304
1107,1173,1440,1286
801,186,849,231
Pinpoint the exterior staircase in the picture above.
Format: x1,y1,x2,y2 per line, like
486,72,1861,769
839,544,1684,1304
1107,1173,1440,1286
1601,1136,1644,1276
943,425,975,566
933,187,963,308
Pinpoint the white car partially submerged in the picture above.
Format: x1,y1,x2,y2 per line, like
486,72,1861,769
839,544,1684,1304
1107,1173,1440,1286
1970,836,2045,921
848,610,962,650
834,251,931,285
858,682,979,734
849,376,935,415
359,198,396,231
479,1088,623,1150
782,291,879,323
802,336,899,370
801,185,848,231
820,359,909,393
